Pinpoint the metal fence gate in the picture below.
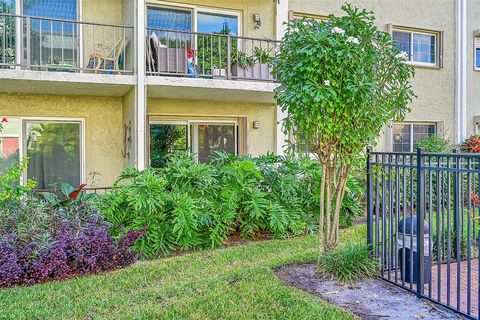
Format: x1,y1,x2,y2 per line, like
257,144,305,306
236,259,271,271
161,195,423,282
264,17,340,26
367,148,480,319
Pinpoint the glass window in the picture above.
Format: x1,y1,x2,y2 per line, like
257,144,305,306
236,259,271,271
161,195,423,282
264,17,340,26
26,121,81,189
393,124,411,152
476,48,480,69
475,38,480,70
147,7,192,31
149,123,188,168
194,123,236,163
23,0,78,68
0,117,21,173
0,0,15,14
197,12,238,35
392,31,411,58
413,33,435,64
23,0,77,20
393,123,436,152
393,30,437,65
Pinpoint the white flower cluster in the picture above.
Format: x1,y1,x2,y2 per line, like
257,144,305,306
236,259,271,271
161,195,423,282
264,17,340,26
331,27,345,35
346,36,360,45
324,80,331,86
395,51,409,61
331,26,360,45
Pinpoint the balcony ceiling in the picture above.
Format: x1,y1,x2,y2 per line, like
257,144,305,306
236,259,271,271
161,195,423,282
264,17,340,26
0,70,135,97
147,77,278,104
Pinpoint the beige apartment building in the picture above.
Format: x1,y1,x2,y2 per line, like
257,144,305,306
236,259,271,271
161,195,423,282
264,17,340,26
0,0,477,188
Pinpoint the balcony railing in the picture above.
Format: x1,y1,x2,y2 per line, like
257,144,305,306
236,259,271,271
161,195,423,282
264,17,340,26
146,27,280,81
0,13,133,74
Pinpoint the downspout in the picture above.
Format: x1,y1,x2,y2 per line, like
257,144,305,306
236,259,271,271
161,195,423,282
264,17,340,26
135,0,146,169
456,0,467,143
275,0,289,155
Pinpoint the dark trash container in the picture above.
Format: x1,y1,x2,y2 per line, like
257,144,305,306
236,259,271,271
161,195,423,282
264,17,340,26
397,216,431,285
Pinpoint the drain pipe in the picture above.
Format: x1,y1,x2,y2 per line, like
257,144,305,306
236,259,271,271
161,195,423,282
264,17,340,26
455,0,467,143
275,0,289,155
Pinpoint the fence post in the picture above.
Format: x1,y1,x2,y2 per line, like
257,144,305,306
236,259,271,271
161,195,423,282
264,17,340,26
366,147,374,254
452,147,460,260
416,147,425,297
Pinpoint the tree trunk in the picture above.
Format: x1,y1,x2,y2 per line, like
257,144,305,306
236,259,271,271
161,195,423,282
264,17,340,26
318,159,350,256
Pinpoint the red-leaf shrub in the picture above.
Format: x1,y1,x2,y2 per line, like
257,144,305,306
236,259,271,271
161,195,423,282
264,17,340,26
462,135,480,153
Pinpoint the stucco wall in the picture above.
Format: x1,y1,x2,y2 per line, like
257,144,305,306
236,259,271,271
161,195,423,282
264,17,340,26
146,0,276,40
0,94,125,186
147,98,276,156
289,0,456,150
466,1,480,136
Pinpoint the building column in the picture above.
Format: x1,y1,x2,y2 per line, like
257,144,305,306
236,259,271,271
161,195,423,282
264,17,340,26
455,0,467,143
135,0,147,169
275,0,289,155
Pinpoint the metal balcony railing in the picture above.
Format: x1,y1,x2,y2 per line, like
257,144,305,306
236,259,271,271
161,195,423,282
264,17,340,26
145,27,280,81
0,13,133,74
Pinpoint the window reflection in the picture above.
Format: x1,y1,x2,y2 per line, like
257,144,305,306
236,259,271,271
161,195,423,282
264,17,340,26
0,117,20,173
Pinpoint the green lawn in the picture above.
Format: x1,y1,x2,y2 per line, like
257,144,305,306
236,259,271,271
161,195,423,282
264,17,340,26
0,226,366,320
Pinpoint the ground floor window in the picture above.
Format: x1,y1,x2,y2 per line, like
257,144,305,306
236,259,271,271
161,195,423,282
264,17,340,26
393,122,436,152
0,117,83,188
149,119,238,166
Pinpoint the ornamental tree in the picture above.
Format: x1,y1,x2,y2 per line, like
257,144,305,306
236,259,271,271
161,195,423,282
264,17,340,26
273,4,415,252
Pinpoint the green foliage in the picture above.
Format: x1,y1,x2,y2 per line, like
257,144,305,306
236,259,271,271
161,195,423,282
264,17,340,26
273,4,415,160
273,4,415,251
103,152,363,259
318,242,377,283
414,135,450,153
0,160,36,210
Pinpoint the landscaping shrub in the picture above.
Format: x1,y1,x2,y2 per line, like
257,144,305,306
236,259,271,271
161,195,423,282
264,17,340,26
414,135,450,153
104,152,364,258
462,135,480,153
318,242,377,283
0,164,142,287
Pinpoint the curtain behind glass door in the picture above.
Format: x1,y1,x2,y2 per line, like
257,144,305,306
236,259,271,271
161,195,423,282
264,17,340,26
25,121,81,189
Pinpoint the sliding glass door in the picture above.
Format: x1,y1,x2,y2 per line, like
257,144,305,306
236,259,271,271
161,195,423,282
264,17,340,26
149,120,237,166
191,122,236,163
149,122,189,167
25,120,82,189
22,0,79,68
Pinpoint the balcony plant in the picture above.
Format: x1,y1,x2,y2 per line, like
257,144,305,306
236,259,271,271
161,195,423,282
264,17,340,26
231,51,256,78
231,47,275,80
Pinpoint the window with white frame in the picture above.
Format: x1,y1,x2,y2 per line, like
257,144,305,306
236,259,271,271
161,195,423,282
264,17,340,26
393,123,436,152
475,36,480,70
392,29,438,66
0,117,83,188
147,5,241,35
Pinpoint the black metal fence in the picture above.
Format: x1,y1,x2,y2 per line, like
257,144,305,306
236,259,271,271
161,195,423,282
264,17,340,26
367,148,480,319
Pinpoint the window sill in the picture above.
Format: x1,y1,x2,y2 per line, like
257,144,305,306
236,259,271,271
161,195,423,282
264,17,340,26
405,62,441,70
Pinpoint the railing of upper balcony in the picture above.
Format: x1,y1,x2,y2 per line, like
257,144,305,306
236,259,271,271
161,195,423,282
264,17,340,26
145,27,280,81
0,13,133,74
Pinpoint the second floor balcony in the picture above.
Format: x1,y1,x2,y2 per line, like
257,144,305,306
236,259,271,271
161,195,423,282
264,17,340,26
0,13,134,75
145,27,280,82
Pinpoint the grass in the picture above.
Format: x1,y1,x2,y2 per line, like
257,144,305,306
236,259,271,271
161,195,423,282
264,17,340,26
0,225,366,320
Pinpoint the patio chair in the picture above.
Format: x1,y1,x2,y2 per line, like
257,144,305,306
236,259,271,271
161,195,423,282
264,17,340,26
87,37,128,74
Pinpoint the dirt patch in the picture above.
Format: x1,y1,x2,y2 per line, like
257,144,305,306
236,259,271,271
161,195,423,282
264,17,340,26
276,263,463,320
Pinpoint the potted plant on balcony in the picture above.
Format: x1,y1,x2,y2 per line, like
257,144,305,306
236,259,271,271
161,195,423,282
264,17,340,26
231,51,256,79
251,47,274,80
